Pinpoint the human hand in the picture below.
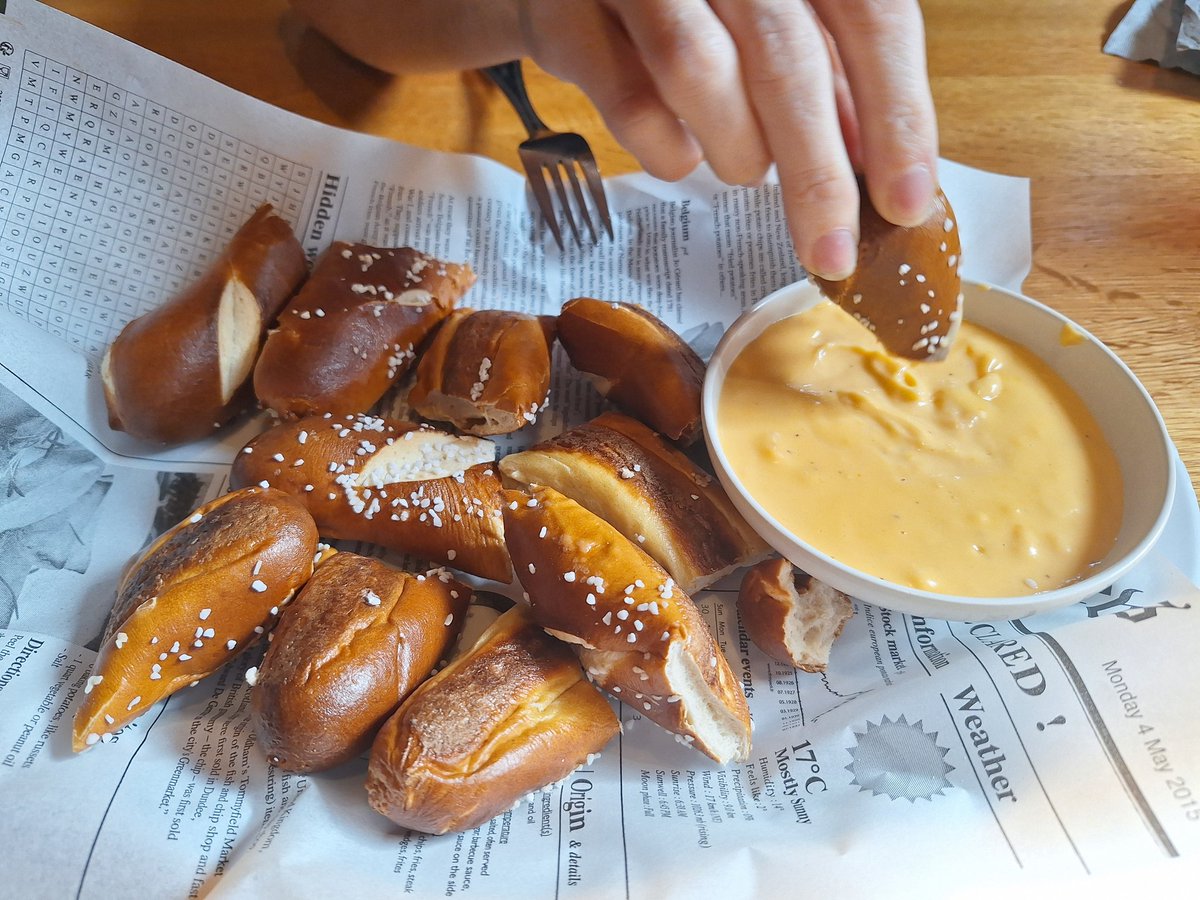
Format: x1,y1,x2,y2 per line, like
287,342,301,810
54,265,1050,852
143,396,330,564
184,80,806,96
519,0,939,279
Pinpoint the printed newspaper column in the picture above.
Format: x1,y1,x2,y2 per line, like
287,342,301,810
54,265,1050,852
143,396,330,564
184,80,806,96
932,668,1081,876
1007,568,1200,860
206,747,633,899
0,632,152,896
362,182,458,262
77,655,310,898
551,751,624,895
460,193,550,312
710,184,804,315
0,632,311,898
938,607,1200,874
611,592,838,895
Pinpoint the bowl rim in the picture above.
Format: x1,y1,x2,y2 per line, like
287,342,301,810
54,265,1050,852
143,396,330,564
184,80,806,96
701,277,1177,620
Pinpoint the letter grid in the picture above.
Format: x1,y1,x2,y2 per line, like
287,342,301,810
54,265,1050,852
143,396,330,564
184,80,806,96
0,52,313,357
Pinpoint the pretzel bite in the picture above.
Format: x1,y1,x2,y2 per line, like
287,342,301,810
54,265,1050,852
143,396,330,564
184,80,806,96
737,559,853,672
230,413,510,581
101,204,306,444
250,554,471,772
811,183,963,360
72,487,319,751
556,298,705,444
254,245,474,419
500,411,769,594
408,308,555,435
365,605,619,834
503,485,751,764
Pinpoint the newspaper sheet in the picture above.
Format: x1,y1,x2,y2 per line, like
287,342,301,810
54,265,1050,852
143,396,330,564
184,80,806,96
1,2,1199,897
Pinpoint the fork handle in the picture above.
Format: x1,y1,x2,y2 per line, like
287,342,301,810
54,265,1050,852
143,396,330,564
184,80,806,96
481,62,550,138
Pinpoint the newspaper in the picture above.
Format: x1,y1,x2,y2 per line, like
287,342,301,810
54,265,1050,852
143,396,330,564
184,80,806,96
1105,0,1200,76
2,2,1199,897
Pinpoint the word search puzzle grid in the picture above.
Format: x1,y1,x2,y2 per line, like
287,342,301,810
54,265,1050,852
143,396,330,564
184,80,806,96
0,52,314,358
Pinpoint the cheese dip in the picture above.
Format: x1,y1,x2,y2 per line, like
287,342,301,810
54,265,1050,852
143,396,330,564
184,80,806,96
717,300,1123,597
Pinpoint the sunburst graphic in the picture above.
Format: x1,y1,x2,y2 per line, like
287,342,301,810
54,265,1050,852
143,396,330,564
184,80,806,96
845,714,954,802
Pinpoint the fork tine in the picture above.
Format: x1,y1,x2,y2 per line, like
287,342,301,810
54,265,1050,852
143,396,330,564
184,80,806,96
548,162,583,248
523,160,564,251
483,62,613,248
580,157,614,240
564,161,599,244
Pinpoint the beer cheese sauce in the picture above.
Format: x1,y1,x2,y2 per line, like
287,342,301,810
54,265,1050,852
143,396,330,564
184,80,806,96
718,300,1123,597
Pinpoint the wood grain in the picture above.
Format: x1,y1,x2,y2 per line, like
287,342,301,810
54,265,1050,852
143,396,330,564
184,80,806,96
44,0,1200,496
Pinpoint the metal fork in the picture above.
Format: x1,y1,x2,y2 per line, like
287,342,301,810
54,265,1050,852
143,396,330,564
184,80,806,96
482,61,613,250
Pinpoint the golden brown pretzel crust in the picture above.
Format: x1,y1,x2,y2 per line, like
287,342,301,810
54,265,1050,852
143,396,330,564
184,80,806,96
254,244,474,419
365,605,619,835
556,298,705,443
102,204,306,444
500,411,769,594
502,485,751,764
409,308,555,435
72,487,319,751
230,413,511,581
252,553,471,772
811,185,963,361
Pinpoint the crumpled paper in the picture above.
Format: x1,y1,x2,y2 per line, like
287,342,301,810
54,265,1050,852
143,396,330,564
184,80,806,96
1104,0,1200,74
1180,0,1200,49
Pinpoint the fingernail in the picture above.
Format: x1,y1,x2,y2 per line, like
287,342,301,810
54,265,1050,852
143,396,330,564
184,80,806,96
809,229,858,281
887,164,936,226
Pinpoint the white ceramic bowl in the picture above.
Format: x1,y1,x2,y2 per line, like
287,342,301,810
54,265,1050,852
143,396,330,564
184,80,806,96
702,279,1175,621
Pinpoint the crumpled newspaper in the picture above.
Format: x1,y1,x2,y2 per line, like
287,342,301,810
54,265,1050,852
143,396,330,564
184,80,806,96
1105,0,1200,74
1181,0,1200,50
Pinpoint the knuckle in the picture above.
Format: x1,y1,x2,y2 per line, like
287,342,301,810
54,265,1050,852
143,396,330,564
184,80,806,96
751,5,817,53
874,100,936,157
786,164,857,219
713,155,769,187
744,63,792,99
661,31,731,90
838,0,918,35
602,94,698,180
601,86,663,138
740,9,822,96
630,9,734,92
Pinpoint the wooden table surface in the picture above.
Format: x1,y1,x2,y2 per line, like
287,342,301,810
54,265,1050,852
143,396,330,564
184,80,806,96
45,0,1200,498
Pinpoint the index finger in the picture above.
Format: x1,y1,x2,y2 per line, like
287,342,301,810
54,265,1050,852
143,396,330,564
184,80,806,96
708,0,860,280
606,0,772,187
811,0,939,227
